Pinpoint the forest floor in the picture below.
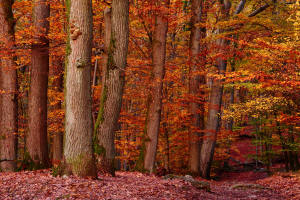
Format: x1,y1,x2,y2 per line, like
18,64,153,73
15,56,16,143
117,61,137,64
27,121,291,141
0,169,300,200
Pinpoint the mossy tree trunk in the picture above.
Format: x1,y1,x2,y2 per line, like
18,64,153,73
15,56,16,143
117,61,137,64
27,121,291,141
27,0,50,168
64,0,96,177
144,0,170,173
0,0,18,172
188,0,206,175
95,0,129,176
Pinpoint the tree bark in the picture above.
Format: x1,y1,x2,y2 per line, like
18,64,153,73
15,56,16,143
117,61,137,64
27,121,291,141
64,0,96,177
0,0,18,172
27,0,50,168
188,0,206,175
144,0,169,173
200,0,231,179
95,0,129,176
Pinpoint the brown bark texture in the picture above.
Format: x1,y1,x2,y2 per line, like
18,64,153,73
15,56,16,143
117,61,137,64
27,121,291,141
64,0,96,177
188,0,206,175
144,0,169,173
200,0,231,179
27,0,50,167
95,0,129,176
0,0,18,172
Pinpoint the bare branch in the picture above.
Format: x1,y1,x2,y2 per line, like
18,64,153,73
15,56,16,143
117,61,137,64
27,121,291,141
235,0,246,15
137,14,153,44
129,36,148,59
248,4,270,17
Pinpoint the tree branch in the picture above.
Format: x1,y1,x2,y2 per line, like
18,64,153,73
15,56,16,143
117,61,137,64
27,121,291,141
234,0,246,15
248,4,270,17
137,14,153,44
130,37,148,59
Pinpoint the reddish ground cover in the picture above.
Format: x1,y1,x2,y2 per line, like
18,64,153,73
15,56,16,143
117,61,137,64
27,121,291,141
1,170,299,199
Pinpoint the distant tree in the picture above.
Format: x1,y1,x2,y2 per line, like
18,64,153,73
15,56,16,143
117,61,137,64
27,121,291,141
50,59,64,164
27,0,50,168
188,0,206,175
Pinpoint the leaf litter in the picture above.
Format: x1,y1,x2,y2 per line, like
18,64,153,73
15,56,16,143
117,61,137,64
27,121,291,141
0,170,299,199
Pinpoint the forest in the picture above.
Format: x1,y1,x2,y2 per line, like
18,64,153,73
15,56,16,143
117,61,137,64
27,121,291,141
0,0,299,199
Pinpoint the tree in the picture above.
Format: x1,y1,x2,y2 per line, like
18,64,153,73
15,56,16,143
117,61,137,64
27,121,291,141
95,0,129,176
49,0,67,165
199,0,276,178
50,59,64,163
63,0,96,177
27,0,50,168
199,0,231,178
188,0,206,175
0,0,18,172
144,0,170,173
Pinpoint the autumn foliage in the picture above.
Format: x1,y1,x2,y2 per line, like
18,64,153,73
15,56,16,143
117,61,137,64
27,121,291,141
0,0,299,185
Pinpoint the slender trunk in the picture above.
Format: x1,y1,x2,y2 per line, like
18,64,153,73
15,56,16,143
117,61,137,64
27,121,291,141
144,0,169,173
162,83,170,172
51,60,64,163
200,0,231,179
27,0,50,168
0,0,18,172
188,0,206,175
95,0,129,176
163,123,170,172
162,100,170,172
277,123,289,171
64,0,96,177
223,57,235,169
288,128,300,171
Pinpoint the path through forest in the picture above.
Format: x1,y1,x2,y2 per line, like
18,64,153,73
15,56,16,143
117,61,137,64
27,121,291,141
0,170,299,199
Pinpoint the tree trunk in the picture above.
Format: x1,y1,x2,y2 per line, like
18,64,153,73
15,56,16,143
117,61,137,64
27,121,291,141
64,0,96,177
188,0,206,175
144,0,169,173
0,0,18,171
95,0,129,176
50,60,64,164
200,0,231,179
27,0,50,168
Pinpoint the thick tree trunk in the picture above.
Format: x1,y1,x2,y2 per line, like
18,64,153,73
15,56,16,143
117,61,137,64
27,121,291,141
200,0,231,179
144,0,169,173
188,0,206,175
95,0,129,176
0,0,18,172
64,0,96,177
27,0,50,168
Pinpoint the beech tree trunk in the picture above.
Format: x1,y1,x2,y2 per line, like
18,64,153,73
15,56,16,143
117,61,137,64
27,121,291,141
144,0,169,173
0,0,18,171
27,0,50,168
64,0,96,177
95,0,129,176
200,0,231,179
188,0,206,174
